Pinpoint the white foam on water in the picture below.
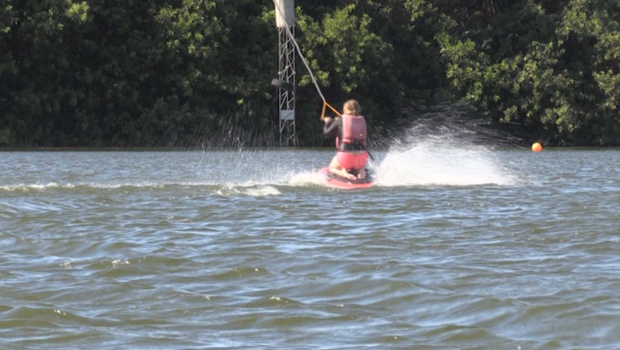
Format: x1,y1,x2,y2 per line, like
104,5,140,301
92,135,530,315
0,182,63,191
375,137,516,187
236,185,282,196
250,186,282,196
286,170,326,187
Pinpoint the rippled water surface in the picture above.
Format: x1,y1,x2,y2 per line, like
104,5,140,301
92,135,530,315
1,143,620,350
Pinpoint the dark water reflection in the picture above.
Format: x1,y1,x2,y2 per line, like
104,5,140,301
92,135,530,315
1,147,620,349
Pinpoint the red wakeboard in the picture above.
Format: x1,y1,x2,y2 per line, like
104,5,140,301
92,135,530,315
319,167,375,189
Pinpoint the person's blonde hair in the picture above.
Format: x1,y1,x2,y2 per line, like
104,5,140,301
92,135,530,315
343,100,361,116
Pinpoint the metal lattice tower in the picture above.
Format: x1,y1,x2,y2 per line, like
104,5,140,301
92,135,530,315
274,0,297,146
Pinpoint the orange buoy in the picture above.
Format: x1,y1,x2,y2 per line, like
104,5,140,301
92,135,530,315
531,142,542,152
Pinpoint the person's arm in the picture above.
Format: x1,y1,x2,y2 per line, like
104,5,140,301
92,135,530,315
323,117,341,138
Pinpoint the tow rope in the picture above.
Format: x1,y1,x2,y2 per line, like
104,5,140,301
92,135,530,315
272,0,340,120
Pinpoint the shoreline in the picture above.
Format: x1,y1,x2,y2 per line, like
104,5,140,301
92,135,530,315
1,145,618,152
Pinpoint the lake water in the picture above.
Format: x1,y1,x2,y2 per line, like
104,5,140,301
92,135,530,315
1,139,620,349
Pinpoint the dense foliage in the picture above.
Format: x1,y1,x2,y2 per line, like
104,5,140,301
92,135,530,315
1,0,619,147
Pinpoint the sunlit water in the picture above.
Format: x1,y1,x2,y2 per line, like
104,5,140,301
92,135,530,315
1,140,620,349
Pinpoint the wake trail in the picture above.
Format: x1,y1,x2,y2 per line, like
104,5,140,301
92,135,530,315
374,141,515,186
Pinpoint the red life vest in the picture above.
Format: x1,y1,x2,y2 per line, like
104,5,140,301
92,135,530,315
335,114,367,150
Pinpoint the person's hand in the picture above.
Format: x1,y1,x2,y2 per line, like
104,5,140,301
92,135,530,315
324,117,332,123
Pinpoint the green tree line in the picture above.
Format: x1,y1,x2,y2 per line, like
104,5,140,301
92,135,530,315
1,0,619,147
